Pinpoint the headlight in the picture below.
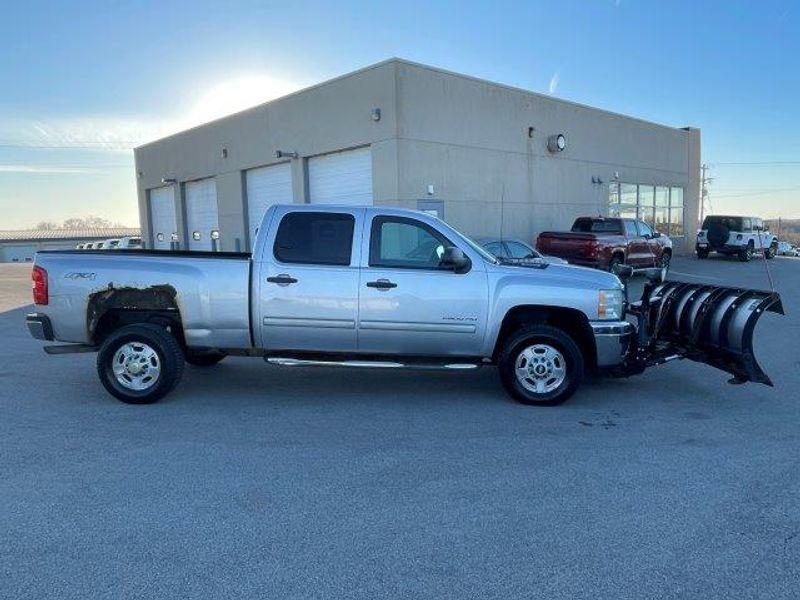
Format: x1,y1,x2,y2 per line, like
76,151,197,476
598,289,624,320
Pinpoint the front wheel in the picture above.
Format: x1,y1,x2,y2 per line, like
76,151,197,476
498,324,584,406
659,251,672,271
96,324,185,404
765,243,777,259
738,242,754,262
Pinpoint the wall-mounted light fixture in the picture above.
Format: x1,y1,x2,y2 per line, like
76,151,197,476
221,147,228,159
276,150,298,159
591,176,604,185
547,133,567,153
427,184,435,196
528,126,535,138
371,108,381,122
161,177,176,184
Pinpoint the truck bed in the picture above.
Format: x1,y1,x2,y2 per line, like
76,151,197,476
32,249,253,348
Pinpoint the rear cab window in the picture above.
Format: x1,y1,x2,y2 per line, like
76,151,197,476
572,218,623,234
273,212,355,265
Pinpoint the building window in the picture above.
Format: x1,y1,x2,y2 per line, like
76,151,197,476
638,185,655,228
669,187,684,236
608,182,686,237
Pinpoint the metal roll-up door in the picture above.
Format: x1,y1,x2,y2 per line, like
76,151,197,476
245,162,293,248
185,178,219,251
308,147,373,205
149,186,177,250
3,245,37,262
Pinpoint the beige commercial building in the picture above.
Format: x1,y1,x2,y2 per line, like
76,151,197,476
135,58,700,254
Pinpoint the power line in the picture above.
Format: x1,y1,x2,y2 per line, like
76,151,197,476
711,161,800,166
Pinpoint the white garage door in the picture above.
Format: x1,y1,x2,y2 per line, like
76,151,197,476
2,245,37,263
185,178,219,251
149,187,177,250
246,162,293,248
308,147,373,205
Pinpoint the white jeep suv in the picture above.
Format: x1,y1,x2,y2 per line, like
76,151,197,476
696,215,778,262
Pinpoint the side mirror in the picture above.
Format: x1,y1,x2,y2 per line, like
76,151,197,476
441,246,470,273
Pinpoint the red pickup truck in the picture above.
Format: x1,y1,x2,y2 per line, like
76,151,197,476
536,217,672,270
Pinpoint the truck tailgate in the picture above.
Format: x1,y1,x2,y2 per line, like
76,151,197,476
537,232,597,259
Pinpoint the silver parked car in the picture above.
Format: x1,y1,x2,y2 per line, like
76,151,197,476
477,237,568,265
26,205,782,406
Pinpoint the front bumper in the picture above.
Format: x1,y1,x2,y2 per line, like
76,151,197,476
26,313,54,341
590,320,634,367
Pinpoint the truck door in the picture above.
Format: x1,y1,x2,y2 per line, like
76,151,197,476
256,208,362,352
357,213,488,357
623,219,647,266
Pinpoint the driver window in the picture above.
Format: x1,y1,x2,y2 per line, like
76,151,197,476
369,216,450,269
637,221,654,237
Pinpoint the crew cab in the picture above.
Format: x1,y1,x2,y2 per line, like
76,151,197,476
536,217,672,271
26,205,782,406
696,215,778,261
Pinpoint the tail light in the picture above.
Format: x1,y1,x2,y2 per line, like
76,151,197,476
32,265,48,305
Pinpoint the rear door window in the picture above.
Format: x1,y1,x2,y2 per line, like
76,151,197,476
273,212,354,265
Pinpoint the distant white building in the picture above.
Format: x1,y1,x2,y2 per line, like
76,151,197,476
0,228,140,263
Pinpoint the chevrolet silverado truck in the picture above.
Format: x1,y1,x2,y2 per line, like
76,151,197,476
696,215,778,261
26,205,782,406
536,217,672,271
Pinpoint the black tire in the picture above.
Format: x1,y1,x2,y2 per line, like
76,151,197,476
185,350,227,367
608,253,624,272
659,251,672,270
696,248,710,259
498,324,584,406
765,242,777,260
738,242,754,262
96,323,185,404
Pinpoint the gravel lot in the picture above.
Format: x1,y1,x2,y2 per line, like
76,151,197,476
1,256,799,599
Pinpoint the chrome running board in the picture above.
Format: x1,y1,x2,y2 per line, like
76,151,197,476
265,357,480,371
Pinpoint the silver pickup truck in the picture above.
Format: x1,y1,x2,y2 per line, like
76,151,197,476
27,205,783,406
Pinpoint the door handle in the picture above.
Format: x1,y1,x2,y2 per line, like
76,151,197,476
267,274,298,285
366,278,397,290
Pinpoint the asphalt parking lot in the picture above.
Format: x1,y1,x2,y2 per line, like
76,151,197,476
1,255,799,599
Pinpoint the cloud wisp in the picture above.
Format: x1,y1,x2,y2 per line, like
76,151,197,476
548,71,560,95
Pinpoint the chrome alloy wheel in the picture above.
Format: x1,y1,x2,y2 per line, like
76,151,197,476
514,344,567,395
112,342,161,391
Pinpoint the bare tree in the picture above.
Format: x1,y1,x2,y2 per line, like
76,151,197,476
35,221,59,230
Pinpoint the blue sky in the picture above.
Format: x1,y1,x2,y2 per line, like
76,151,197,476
1,0,798,229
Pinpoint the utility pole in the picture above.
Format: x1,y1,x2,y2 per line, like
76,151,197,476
699,163,711,224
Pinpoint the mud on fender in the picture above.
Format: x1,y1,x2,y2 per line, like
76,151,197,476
646,281,785,385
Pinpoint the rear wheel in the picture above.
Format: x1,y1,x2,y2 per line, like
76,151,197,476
738,242,754,262
185,349,227,367
498,324,584,406
696,248,710,259
659,251,672,270
97,324,184,404
765,242,777,259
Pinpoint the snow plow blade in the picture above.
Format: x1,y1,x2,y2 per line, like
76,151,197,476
646,281,784,385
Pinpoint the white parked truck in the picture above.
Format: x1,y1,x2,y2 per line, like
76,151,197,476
26,205,783,405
